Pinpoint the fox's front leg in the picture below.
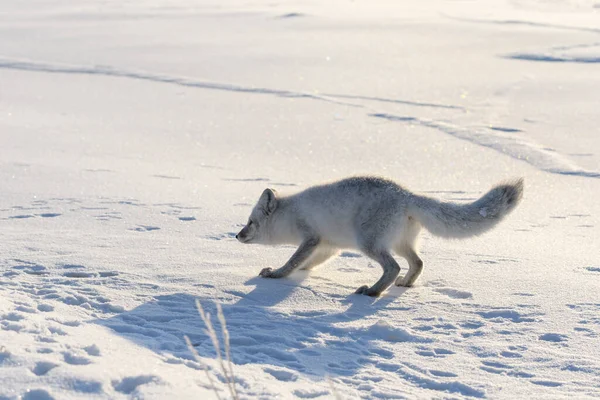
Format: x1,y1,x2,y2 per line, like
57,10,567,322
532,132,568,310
259,238,320,278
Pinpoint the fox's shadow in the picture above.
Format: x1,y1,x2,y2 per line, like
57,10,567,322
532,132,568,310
93,271,410,381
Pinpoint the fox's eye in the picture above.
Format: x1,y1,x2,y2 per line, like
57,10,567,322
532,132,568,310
248,220,253,226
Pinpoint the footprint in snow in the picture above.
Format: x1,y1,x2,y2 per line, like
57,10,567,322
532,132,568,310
38,213,61,218
500,349,523,358
264,367,298,382
21,389,55,400
293,389,330,399
429,369,458,378
99,271,119,277
12,264,49,276
2,312,26,322
538,333,568,343
415,347,454,358
130,225,160,232
63,271,98,278
271,182,298,187
340,251,362,258
112,375,161,394
531,380,563,387
223,177,270,182
32,361,59,376
480,360,514,374
48,318,80,327
205,232,237,240
475,309,540,323
277,12,306,19
59,264,98,278
8,214,35,219
63,352,92,365
84,168,114,173
15,305,37,314
489,126,523,133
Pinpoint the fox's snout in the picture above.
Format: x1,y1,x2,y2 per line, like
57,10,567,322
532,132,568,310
236,227,249,243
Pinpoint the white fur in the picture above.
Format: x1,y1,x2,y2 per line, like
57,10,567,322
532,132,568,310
236,176,524,296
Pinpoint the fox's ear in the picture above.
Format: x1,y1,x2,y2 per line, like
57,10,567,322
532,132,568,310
258,188,278,215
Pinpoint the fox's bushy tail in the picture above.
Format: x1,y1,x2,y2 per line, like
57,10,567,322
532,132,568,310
408,178,524,239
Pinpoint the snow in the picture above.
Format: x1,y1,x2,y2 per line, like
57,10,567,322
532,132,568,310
1,0,599,398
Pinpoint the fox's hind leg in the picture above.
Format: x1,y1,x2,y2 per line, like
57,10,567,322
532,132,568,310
395,247,423,287
355,248,400,297
300,246,339,270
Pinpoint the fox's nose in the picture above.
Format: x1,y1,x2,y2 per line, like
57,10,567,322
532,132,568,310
235,233,238,239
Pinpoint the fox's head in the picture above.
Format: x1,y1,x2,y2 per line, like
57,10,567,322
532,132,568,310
236,188,278,244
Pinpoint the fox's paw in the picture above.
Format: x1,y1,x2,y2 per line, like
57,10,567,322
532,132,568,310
259,267,277,278
355,285,380,297
395,276,413,287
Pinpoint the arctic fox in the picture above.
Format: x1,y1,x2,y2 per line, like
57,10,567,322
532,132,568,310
236,176,524,297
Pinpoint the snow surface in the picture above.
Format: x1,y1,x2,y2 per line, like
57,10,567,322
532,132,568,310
1,0,599,398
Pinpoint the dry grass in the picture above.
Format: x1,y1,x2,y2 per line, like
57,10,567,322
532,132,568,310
184,300,239,400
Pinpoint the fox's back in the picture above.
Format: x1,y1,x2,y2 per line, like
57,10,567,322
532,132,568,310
287,176,411,247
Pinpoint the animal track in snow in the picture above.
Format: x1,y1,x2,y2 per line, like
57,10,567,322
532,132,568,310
15,305,37,314
97,294,454,396
271,182,298,187
538,333,568,343
63,352,92,365
62,266,98,278
293,388,330,398
32,361,59,376
415,347,455,358
500,350,523,358
530,380,563,387
475,309,540,323
205,232,237,240
8,214,35,219
84,168,114,173
468,252,520,265
429,369,458,378
12,263,49,276
112,375,161,394
99,271,119,277
584,266,600,273
130,225,160,232
504,42,600,64
340,252,362,258
152,174,181,180
223,177,270,182
489,126,523,133
2,312,26,322
434,288,473,300
370,112,600,178
264,367,298,382
277,12,306,19
21,389,55,400
567,303,599,337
